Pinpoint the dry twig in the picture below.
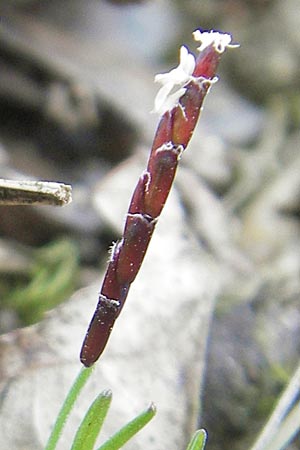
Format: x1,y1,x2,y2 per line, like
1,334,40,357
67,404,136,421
0,179,72,206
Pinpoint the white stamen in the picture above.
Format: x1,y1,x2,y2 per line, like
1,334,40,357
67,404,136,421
152,30,238,116
193,30,239,54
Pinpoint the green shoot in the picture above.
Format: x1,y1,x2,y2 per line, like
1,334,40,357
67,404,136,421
71,390,112,450
186,429,207,450
44,366,156,450
45,366,94,450
263,401,300,450
250,362,300,450
96,403,156,450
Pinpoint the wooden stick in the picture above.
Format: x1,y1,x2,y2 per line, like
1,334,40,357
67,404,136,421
0,179,72,206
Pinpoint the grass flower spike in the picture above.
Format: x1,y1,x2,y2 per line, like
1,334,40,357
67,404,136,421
80,29,238,367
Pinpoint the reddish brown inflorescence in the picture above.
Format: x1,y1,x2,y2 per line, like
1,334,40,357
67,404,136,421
80,30,237,366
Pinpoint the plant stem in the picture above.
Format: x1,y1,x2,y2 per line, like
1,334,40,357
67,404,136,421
44,366,94,450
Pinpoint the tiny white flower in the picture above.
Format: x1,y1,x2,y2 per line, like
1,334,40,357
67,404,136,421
193,29,239,54
153,46,195,115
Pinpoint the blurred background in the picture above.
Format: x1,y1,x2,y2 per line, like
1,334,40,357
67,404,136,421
0,1,300,449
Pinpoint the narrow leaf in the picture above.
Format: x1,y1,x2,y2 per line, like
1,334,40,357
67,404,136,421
186,429,207,450
71,390,112,450
250,362,300,450
97,403,156,450
262,402,300,450
45,366,94,450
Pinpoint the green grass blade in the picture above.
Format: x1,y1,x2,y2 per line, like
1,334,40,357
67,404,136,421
45,366,94,450
250,362,300,450
71,390,112,450
186,429,207,450
97,403,156,450
262,402,300,450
